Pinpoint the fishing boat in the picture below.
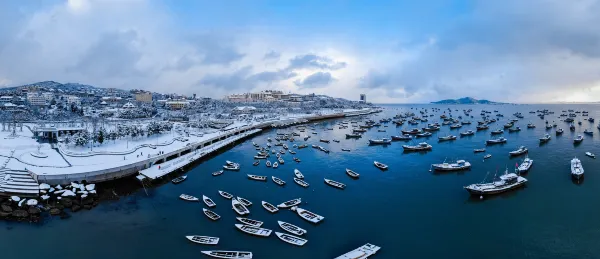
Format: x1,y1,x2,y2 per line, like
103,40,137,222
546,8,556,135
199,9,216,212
294,178,310,188
203,208,221,221
527,123,536,128
431,160,471,171
508,127,521,132
225,160,239,167
218,190,233,199
277,198,301,208
293,157,301,162
490,129,504,135
345,133,362,138
261,201,279,213
368,138,392,145
273,162,279,169
252,161,260,166
289,150,296,155
450,124,462,129
571,157,584,179
341,148,351,152
584,129,593,135
236,197,252,206
324,178,346,189
402,142,433,151
296,208,325,224
171,175,187,184
278,221,307,236
247,174,267,181
374,161,388,170
460,130,475,136
212,170,224,176
334,244,381,259
236,217,263,227
574,135,584,144
235,224,272,237
345,168,360,178
254,155,268,159
320,139,330,143
474,148,486,153
570,124,576,131
272,176,286,186
275,232,308,246
223,164,240,171
517,157,533,173
483,154,492,159
203,195,216,207
438,135,457,141
278,157,285,164
464,169,527,196
401,128,422,135
201,250,252,259
476,125,489,131
186,235,219,245
416,132,433,138
265,161,272,167
294,169,304,179
556,128,564,135
232,199,250,216
586,152,596,158
486,137,507,145
180,194,199,202
391,134,412,141
509,146,528,156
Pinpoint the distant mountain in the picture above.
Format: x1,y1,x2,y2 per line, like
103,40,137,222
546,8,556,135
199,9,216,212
431,97,503,104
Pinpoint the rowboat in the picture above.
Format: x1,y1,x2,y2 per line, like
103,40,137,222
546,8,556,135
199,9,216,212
271,176,286,186
223,164,240,171
212,170,223,176
345,168,359,178
334,244,381,259
247,174,267,181
266,161,272,167
236,197,252,206
234,224,272,237
232,199,250,216
275,232,308,246
277,221,307,236
185,235,219,245
236,217,263,227
218,190,233,199
374,161,388,170
172,175,187,184
179,194,199,202
200,251,252,259
203,195,216,207
252,161,260,166
273,162,279,168
261,201,279,213
203,208,221,221
586,152,596,158
324,178,346,189
294,169,304,179
296,208,325,224
277,198,301,208
294,178,309,188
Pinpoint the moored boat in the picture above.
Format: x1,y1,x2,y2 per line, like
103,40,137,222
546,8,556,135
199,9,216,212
517,157,533,173
484,154,492,159
345,168,360,178
294,178,310,188
236,197,252,206
368,138,392,145
232,199,250,216
586,152,596,158
460,130,475,136
294,169,304,179
277,221,307,236
200,250,253,259
474,148,486,153
334,244,381,259
431,160,471,171
212,170,224,176
509,146,528,156
223,164,240,171
218,190,233,199
172,175,187,184
486,137,507,145
277,198,301,208
374,161,388,170
186,235,219,245
180,194,199,202
236,217,263,227
275,232,308,246
402,142,432,151
261,201,279,213
324,178,346,189
203,208,221,221
203,195,216,207
571,157,584,179
272,176,286,186
234,224,272,237
247,174,267,181
296,207,325,224
391,134,411,141
464,170,527,196
574,135,584,144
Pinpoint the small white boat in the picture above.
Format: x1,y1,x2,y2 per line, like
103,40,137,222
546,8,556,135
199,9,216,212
223,164,240,171
574,135,584,144
473,148,486,153
294,178,309,188
484,154,492,159
266,161,272,167
261,201,279,213
247,174,267,181
275,232,308,246
232,199,250,216
203,195,216,207
539,134,551,143
277,221,307,236
218,190,233,199
179,194,199,202
172,175,187,184
345,168,360,178
296,208,325,224
294,169,304,179
225,160,238,167
186,235,219,245
203,208,221,221
334,243,381,259
486,137,507,145
517,157,533,173
236,217,263,227
277,198,301,208
586,152,596,158
236,197,252,206
235,224,272,237
212,170,224,176
571,157,584,179
509,146,528,156
200,251,253,259
273,162,279,168
271,176,286,186
324,178,346,189
374,161,388,170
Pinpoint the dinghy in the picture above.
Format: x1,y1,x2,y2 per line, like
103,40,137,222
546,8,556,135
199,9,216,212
271,176,286,186
252,161,260,166
235,224,272,237
218,190,233,199
517,157,533,173
275,232,308,246
273,162,279,168
324,178,346,189
223,164,240,171
236,217,263,227
296,208,325,224
203,208,221,221
200,251,253,259
484,154,492,159
261,201,279,213
232,199,250,216
185,235,219,245
277,198,301,208
236,197,252,206
294,178,310,188
294,169,304,179
203,195,216,207
212,170,223,176
374,161,388,170
345,168,360,178
179,194,199,202
247,174,267,181
586,152,596,158
473,148,486,153
266,161,272,167
171,175,187,184
277,221,307,236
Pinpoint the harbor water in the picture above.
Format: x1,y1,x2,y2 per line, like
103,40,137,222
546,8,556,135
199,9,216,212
3,104,600,258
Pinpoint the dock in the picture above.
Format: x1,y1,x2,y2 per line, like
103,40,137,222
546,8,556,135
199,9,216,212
335,243,381,259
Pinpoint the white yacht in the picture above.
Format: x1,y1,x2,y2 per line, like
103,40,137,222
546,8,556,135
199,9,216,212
464,170,527,196
431,160,471,171
517,157,533,173
509,146,528,156
571,157,584,179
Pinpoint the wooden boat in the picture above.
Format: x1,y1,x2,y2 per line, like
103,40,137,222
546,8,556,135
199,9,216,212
203,195,216,207
172,175,187,184
218,190,233,199
203,208,221,221
277,221,307,236
252,161,260,166
235,224,272,237
236,217,263,227
266,161,272,167
200,251,253,259
185,235,219,245
341,148,351,152
232,199,250,215
294,169,304,179
261,201,279,213
271,176,286,186
296,207,325,224
231,196,250,206
334,244,381,259
247,174,267,181
223,164,240,171
374,161,388,170
275,232,308,246
293,157,301,162
212,170,223,176
324,178,346,189
277,198,301,208
180,194,199,202
273,162,279,168
294,178,309,188
345,168,359,178
473,148,486,153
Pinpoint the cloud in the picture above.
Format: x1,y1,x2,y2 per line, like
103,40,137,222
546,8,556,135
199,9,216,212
196,66,253,90
189,32,245,66
263,50,281,61
250,70,297,83
294,72,335,88
287,54,347,71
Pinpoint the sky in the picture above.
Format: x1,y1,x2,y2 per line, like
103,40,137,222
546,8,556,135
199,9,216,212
2,0,600,103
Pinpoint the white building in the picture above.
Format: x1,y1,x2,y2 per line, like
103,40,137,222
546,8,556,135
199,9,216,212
360,94,367,103
27,93,46,106
0,96,14,103
42,92,55,102
165,101,189,110
122,102,136,109
66,95,81,106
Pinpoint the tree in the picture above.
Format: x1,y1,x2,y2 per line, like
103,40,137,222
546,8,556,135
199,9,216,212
97,129,104,144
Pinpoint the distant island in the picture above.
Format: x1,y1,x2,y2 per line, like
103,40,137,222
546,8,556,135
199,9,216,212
431,97,503,104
